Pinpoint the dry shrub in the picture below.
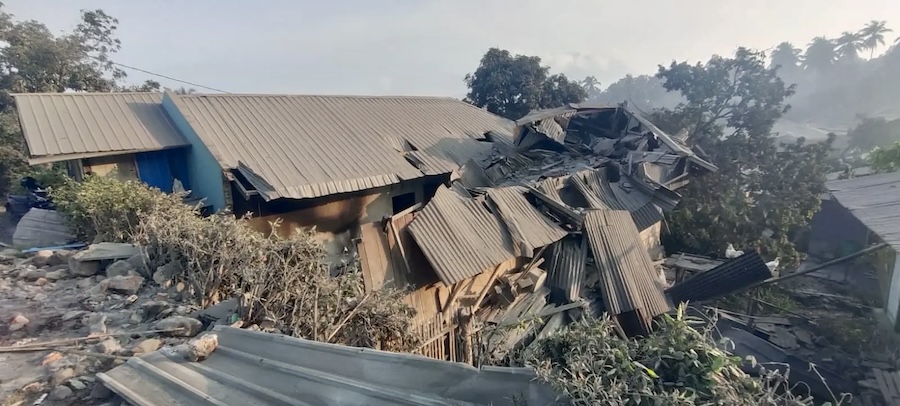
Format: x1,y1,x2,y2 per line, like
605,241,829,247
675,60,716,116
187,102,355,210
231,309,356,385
57,177,420,351
519,306,838,406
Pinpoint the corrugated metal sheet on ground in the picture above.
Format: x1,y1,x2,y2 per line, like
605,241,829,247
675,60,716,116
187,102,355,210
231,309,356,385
14,93,189,163
570,169,664,231
170,94,514,200
666,251,771,304
408,187,515,285
544,235,587,303
98,326,562,406
826,171,900,251
486,187,567,254
583,210,670,317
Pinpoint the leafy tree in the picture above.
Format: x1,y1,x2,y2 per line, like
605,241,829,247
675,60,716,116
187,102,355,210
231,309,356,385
845,116,900,154
172,86,197,95
590,74,684,111
802,37,837,73
580,76,601,100
654,48,834,265
769,42,803,83
869,141,900,173
860,20,892,58
464,48,586,120
0,3,134,192
123,80,161,92
835,31,864,61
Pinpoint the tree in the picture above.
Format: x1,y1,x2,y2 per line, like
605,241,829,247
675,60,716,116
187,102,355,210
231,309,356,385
464,48,586,120
860,20,892,58
580,76,601,100
869,141,900,173
769,42,803,83
173,86,196,95
836,31,864,61
654,48,834,265
591,74,684,111
123,80,161,92
0,4,132,191
845,116,900,154
803,37,837,73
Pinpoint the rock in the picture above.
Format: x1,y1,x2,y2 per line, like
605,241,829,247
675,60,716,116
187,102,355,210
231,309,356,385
129,311,143,324
88,280,109,296
68,378,87,391
87,313,107,336
106,275,145,295
69,254,100,277
32,293,47,302
21,381,42,393
77,278,95,289
41,352,64,366
131,338,162,355
22,268,47,281
48,250,75,266
44,268,69,281
175,333,218,362
49,385,73,400
155,316,202,337
105,260,136,277
51,368,75,386
126,252,151,277
142,301,171,320
34,277,49,286
90,383,113,399
9,313,29,332
95,338,122,354
153,262,182,287
32,250,54,267
62,310,86,322
125,294,138,304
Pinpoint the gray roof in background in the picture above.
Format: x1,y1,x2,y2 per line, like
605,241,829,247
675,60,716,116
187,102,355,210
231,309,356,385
98,326,562,406
170,93,514,200
826,171,900,251
14,93,189,164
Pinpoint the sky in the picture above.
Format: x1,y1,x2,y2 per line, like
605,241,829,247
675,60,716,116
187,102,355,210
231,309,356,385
6,0,900,98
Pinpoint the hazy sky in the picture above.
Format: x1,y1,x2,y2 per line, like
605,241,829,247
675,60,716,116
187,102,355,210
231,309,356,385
6,1,900,97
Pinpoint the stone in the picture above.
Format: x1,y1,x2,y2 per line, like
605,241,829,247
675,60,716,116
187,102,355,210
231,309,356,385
49,385,73,400
48,250,75,266
88,280,109,296
22,268,47,281
69,254,101,277
106,275,145,295
9,313,29,332
44,268,69,281
125,294,138,304
50,368,75,386
153,262,182,287
32,293,47,302
68,378,87,391
34,277,49,286
32,250,54,267
131,338,162,355
62,310,86,322
95,338,122,354
21,381,42,393
105,259,136,277
129,311,143,324
142,301,171,320
175,333,218,362
90,383,113,399
126,252,151,277
87,313,107,336
77,278,95,289
41,352,63,366
155,316,202,337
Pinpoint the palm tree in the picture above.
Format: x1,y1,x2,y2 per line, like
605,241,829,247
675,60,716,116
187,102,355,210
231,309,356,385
770,42,802,69
859,20,892,58
803,37,837,73
173,86,197,95
835,31,864,60
580,76,601,99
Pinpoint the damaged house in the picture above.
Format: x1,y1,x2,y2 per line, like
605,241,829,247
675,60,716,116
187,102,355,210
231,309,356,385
14,95,720,361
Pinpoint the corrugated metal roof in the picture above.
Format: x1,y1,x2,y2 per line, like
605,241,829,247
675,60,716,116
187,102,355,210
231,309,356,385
826,171,900,251
98,326,561,406
570,169,665,231
170,93,514,200
486,187,567,254
544,235,587,303
583,210,670,317
408,187,515,284
14,93,189,164
666,251,771,304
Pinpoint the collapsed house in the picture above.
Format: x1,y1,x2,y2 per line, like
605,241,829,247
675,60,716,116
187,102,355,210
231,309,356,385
14,95,727,361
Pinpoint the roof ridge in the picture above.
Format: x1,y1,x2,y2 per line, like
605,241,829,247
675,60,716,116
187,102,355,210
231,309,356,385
173,93,462,101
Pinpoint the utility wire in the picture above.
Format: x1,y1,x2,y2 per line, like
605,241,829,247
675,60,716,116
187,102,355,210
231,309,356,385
89,55,231,94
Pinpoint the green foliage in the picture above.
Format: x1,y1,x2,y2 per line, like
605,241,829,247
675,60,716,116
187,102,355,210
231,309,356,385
53,175,185,242
868,141,900,173
464,48,586,120
654,48,833,265
521,307,818,405
8,163,69,193
846,116,900,155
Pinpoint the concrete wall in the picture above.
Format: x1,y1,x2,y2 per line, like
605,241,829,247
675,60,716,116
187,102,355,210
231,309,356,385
161,93,227,211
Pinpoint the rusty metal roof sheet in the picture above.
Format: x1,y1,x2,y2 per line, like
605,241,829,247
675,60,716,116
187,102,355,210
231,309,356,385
826,171,900,251
408,187,515,284
170,93,514,200
583,210,670,317
486,187,567,254
98,326,561,406
544,235,587,303
14,93,188,164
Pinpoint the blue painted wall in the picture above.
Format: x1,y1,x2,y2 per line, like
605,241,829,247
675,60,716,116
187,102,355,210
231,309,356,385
161,93,226,211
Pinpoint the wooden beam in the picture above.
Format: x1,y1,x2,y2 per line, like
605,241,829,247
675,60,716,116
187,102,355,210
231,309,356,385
471,263,506,313
387,218,412,277
441,282,465,323
391,202,422,220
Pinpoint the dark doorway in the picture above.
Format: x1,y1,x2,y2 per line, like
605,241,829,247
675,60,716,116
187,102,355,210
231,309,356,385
392,192,416,214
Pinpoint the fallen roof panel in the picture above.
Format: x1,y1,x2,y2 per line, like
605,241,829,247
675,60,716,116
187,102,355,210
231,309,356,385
486,187,568,254
14,93,189,164
544,235,588,303
98,326,562,406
